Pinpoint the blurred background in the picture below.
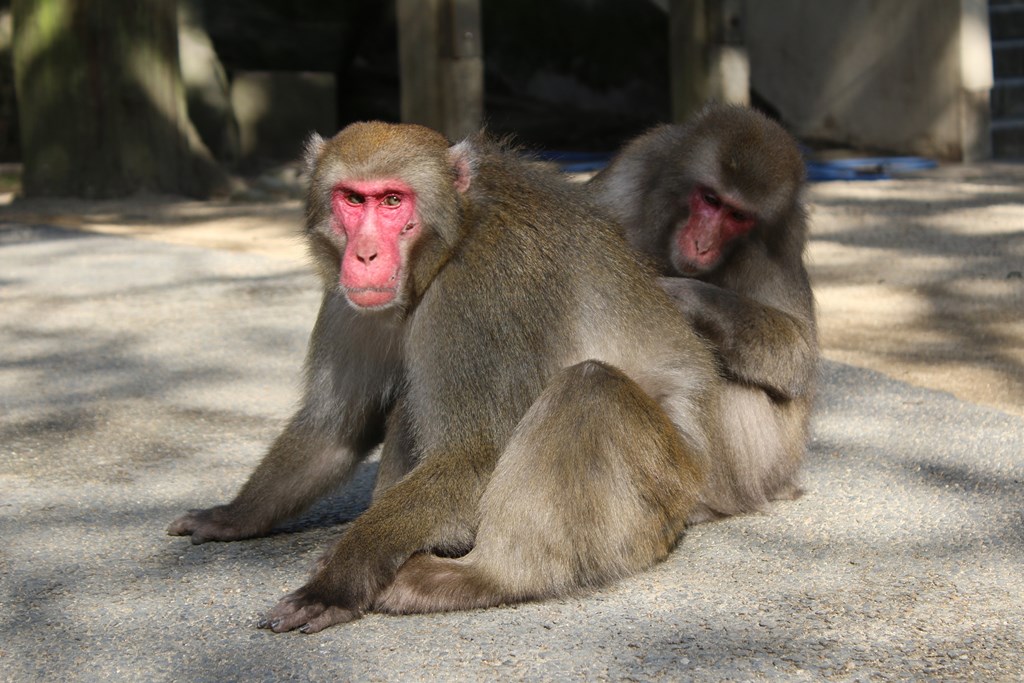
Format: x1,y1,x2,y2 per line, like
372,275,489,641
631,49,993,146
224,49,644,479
0,0,1018,199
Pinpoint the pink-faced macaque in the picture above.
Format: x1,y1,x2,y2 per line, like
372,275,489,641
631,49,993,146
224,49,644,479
170,122,724,632
590,104,819,521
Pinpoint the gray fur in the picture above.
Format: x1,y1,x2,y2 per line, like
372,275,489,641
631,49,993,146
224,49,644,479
589,104,819,522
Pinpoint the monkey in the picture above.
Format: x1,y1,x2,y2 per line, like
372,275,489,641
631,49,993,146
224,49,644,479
588,103,818,522
168,122,724,633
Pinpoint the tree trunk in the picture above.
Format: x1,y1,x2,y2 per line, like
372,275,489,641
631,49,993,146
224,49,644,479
397,0,483,141
12,0,227,198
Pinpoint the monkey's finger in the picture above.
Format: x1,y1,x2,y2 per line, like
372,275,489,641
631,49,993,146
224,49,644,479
259,591,328,633
265,604,323,633
165,511,201,536
166,516,214,544
298,606,360,633
166,522,188,536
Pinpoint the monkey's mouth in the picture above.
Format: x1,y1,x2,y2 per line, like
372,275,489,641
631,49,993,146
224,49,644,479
345,287,398,310
675,264,705,277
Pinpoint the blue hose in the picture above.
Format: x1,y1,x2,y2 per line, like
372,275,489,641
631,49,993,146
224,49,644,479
536,150,937,181
805,156,937,181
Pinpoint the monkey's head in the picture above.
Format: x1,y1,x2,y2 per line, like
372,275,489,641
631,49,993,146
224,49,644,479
302,122,475,311
671,105,805,276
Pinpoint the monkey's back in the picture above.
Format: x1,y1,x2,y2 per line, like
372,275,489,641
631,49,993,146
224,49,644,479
404,143,719,453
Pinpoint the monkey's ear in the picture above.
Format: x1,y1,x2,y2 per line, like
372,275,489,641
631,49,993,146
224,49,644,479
449,140,475,194
303,133,326,175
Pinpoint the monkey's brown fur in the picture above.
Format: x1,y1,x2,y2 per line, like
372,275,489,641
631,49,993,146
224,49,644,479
169,123,723,632
590,104,819,521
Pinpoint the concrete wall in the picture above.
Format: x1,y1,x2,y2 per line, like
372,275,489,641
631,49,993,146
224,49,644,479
744,0,993,161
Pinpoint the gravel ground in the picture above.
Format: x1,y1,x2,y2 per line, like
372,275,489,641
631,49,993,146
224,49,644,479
1,163,1022,681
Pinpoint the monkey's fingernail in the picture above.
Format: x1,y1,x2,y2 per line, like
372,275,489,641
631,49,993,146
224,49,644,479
299,624,310,633
257,618,270,629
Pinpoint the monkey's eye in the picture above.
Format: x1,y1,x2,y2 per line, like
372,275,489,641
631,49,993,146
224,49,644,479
702,190,721,207
731,210,748,222
344,192,365,205
382,194,402,207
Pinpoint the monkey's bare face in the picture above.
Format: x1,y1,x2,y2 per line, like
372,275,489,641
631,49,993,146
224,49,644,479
673,185,756,275
332,179,421,309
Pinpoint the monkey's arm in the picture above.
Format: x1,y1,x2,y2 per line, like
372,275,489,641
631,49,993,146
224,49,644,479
167,293,394,543
658,277,817,400
258,442,491,632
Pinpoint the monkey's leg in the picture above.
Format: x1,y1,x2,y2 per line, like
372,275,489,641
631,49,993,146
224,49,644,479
375,360,704,615
168,292,396,544
167,405,384,543
258,428,494,633
370,398,418,501
688,383,808,523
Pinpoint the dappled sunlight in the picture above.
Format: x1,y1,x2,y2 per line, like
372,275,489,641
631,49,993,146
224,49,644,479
808,170,1024,416
2,170,1022,680
814,286,1023,416
1,226,317,486
811,179,1024,218
810,242,962,285
814,283,933,317
0,196,307,259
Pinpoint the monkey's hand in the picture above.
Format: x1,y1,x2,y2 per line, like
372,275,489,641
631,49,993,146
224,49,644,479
658,276,816,400
258,518,409,633
166,505,266,544
258,584,361,634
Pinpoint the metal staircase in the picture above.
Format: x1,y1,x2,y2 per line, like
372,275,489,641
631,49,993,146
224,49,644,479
990,0,1024,158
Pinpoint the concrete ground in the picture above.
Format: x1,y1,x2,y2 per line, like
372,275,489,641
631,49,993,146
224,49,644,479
0,163,1021,680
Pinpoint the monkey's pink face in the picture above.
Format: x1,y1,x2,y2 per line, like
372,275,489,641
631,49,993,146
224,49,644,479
674,185,756,275
332,179,421,309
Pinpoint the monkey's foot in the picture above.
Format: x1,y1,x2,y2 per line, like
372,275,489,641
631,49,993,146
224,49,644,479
258,587,360,633
166,506,261,544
